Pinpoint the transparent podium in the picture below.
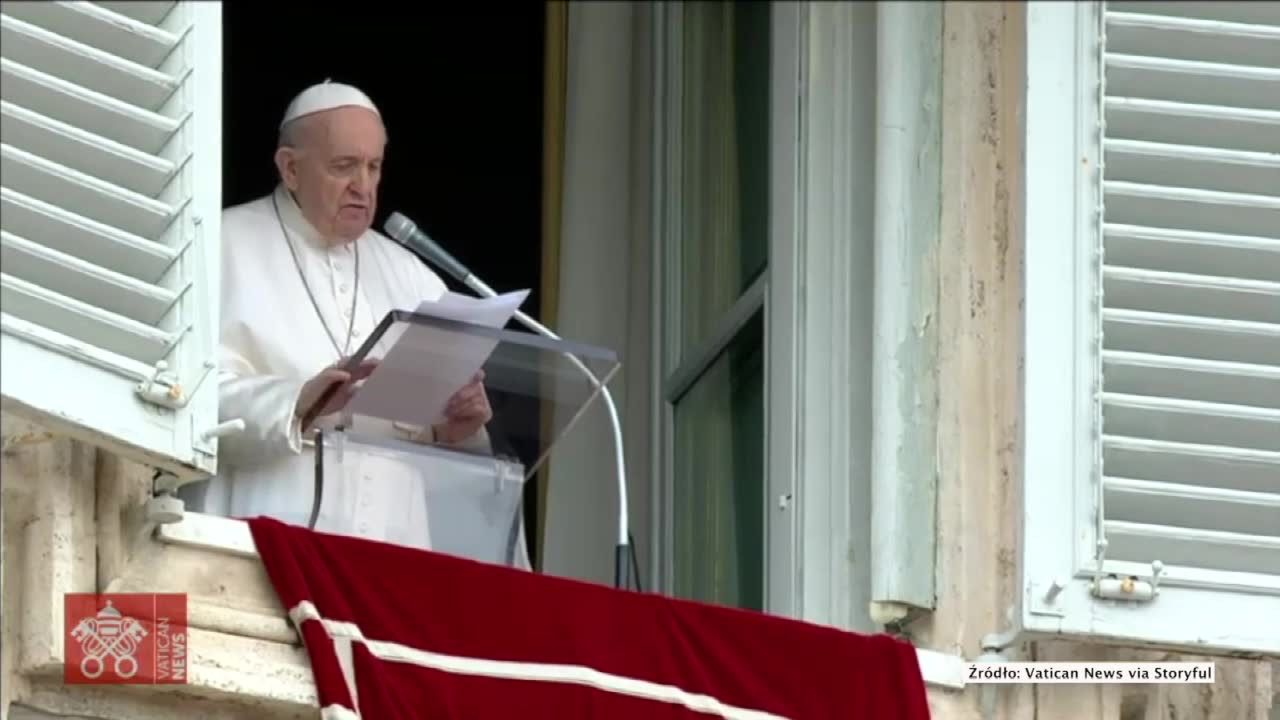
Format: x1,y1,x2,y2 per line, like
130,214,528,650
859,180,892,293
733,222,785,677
299,309,619,570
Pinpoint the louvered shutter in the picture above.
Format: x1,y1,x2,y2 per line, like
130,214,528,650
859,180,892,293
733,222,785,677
1023,0,1279,656
0,1,222,481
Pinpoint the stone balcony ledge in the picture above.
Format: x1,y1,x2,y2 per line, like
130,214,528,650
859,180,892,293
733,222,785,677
2,417,971,720
2,420,316,720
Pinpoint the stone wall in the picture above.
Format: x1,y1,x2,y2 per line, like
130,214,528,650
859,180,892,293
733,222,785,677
2,414,314,720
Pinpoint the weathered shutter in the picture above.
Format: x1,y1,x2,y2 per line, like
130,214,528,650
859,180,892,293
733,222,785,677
1023,0,1278,656
1097,0,1280,587
0,1,222,480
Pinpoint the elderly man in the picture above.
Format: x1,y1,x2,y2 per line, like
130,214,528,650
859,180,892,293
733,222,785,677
195,81,500,553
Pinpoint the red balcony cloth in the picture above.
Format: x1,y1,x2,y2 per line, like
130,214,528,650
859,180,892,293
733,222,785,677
246,517,932,720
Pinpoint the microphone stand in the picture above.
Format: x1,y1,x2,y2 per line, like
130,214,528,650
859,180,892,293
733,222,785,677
384,213,632,591
461,274,631,591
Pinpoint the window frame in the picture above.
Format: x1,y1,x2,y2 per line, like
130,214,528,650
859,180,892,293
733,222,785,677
649,0,799,614
648,1,887,633
1021,0,1280,657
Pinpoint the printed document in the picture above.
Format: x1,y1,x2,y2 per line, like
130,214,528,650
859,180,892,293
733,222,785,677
346,290,529,427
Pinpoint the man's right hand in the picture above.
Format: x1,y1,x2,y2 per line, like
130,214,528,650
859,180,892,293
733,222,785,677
295,358,380,431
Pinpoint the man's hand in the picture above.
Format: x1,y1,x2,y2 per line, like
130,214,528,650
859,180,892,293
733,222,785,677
433,370,492,445
295,358,380,432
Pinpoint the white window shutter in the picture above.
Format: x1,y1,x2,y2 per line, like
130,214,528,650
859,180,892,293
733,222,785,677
0,1,222,481
1024,1,1279,656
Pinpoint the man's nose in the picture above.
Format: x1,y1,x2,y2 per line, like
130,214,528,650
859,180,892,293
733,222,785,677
350,168,372,196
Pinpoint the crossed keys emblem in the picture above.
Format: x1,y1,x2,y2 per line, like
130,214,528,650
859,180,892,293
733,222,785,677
70,600,149,679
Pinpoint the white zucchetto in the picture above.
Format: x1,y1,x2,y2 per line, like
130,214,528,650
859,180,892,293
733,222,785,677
280,79,380,129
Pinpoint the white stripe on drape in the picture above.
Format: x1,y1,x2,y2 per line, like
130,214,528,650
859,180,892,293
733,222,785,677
319,704,360,720
290,601,788,720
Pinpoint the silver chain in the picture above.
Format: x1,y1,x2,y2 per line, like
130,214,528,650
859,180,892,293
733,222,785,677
272,191,360,359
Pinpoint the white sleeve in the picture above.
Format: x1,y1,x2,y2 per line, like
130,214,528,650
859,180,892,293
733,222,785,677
216,357,306,468
215,203,308,468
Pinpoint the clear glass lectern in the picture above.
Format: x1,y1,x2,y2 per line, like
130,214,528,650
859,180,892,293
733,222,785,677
298,309,620,570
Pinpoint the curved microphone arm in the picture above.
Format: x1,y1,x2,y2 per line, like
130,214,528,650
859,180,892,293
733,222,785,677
463,275,631,589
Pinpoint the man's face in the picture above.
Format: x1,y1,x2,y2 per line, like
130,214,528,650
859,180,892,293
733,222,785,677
277,107,386,244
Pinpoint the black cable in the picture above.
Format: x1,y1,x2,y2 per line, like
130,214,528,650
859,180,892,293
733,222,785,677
308,430,323,530
629,532,644,593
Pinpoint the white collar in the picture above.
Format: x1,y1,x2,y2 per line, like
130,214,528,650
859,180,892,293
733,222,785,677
272,184,352,253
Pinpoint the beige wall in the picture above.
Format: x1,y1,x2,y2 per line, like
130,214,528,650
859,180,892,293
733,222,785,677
920,3,1274,719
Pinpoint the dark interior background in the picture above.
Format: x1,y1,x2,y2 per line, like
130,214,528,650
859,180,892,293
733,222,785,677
221,4,548,559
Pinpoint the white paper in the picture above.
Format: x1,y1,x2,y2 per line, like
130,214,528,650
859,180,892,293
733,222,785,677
346,290,529,427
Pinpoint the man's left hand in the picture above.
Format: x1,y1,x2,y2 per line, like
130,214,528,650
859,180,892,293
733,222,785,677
433,370,492,444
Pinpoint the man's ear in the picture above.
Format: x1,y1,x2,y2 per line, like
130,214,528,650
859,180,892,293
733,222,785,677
274,147,300,191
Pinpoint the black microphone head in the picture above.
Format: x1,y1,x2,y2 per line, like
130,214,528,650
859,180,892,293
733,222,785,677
384,211,417,244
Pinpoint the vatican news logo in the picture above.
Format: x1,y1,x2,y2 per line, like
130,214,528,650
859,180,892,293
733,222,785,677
64,593,188,685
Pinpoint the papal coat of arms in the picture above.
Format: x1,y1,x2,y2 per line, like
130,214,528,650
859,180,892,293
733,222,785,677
69,600,150,679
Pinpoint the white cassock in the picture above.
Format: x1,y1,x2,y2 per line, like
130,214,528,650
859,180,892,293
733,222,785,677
190,184,529,568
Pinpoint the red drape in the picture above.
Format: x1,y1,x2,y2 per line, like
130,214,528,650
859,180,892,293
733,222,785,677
247,517,931,720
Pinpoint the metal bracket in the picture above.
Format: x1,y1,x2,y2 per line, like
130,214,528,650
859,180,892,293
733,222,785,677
193,417,245,458
200,419,245,444
1092,560,1165,602
136,360,216,410
874,602,929,639
977,628,1021,720
152,468,182,495
981,628,1021,656
1089,537,1165,603
147,469,184,524
1028,576,1069,618
494,458,524,495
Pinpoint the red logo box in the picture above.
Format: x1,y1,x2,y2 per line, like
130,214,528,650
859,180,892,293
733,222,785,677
64,593,188,685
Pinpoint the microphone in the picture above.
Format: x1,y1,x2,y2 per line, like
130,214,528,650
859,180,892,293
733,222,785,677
384,212,472,288
385,212,633,591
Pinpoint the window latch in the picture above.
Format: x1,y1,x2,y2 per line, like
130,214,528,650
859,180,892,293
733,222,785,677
1089,538,1165,603
136,359,216,410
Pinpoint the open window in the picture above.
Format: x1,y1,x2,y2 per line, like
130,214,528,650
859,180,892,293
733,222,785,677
0,1,223,481
1022,0,1279,656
